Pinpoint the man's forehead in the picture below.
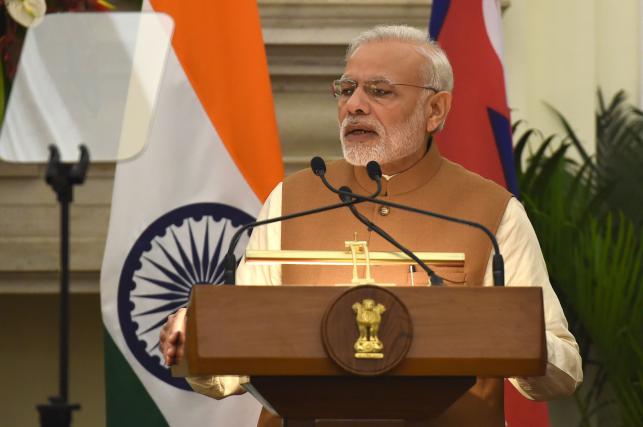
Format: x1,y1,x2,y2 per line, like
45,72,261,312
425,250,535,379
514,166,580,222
343,40,425,82
340,73,392,81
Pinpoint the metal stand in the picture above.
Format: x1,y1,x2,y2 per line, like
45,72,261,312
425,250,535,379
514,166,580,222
37,145,89,427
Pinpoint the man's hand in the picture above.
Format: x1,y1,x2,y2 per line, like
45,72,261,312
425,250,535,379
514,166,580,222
159,307,187,366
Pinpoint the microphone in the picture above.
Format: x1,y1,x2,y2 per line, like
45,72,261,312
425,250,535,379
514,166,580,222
334,186,506,286
312,156,382,198
366,160,382,184
222,159,372,285
311,156,326,176
312,157,442,285
313,158,439,283
312,155,381,184
313,157,504,286
338,186,444,286
222,196,364,284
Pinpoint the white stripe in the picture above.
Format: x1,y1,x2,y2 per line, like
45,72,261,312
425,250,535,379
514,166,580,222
482,0,505,62
100,24,263,427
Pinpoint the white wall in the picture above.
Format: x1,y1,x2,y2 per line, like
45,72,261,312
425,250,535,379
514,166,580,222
503,0,641,154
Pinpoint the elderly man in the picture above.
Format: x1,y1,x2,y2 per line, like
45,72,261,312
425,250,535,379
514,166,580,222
160,25,582,427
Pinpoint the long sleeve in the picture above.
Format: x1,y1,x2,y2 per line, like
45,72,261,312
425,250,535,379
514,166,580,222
186,184,283,399
236,183,283,287
483,198,583,400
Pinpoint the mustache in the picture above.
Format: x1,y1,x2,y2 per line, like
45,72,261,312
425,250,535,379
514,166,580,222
340,116,385,135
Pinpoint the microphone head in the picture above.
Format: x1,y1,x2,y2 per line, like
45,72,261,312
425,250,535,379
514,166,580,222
366,161,382,181
310,156,327,176
338,185,353,203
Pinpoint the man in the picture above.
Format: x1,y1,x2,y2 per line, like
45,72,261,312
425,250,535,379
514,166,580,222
160,25,582,426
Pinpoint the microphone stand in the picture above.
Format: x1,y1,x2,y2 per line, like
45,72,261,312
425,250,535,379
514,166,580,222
315,158,444,284
314,160,444,285
223,160,385,285
338,187,444,285
333,188,505,286
37,145,88,427
313,156,504,286
223,198,366,285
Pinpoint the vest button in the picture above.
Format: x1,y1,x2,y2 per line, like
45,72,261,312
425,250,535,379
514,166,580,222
378,205,390,216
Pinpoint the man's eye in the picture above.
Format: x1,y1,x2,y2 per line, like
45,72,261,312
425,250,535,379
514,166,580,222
369,87,392,97
340,88,354,96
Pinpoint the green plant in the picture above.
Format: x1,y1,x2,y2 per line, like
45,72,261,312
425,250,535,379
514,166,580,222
514,91,643,426
547,91,643,230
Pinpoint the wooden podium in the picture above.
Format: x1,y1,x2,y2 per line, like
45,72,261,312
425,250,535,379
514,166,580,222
174,284,546,426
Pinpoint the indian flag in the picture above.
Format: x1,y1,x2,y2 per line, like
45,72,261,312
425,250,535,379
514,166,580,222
100,2,283,426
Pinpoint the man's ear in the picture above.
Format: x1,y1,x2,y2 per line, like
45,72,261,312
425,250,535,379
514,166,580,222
424,91,452,133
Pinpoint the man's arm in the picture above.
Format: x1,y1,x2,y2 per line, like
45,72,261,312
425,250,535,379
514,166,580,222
483,197,583,400
160,183,283,399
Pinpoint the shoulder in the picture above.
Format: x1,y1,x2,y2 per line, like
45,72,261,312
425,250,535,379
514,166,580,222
497,197,539,246
440,157,512,201
283,159,352,189
435,158,513,224
253,182,284,223
281,159,353,214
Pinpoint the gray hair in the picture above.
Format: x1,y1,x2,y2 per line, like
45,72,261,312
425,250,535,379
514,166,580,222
345,25,454,92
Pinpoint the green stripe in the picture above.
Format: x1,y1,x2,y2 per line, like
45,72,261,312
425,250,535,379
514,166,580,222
103,326,169,427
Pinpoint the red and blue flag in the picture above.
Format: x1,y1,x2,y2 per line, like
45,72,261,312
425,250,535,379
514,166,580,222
430,0,519,197
430,1,550,426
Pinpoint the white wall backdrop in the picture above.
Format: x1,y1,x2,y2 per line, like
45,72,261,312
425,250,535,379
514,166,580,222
503,0,641,155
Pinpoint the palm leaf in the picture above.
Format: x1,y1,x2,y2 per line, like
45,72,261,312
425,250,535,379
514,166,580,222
514,91,643,425
545,101,595,171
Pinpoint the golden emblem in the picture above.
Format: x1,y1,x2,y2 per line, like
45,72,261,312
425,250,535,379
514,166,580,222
352,298,386,359
345,233,376,285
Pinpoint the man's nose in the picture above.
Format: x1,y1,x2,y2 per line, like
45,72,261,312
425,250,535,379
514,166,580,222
344,87,371,115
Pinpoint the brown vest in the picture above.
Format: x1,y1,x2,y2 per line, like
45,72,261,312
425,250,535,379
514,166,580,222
257,145,512,427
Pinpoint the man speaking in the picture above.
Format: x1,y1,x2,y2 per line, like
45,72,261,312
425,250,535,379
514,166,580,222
160,25,582,426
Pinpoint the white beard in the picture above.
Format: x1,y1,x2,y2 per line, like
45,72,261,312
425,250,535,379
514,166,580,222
339,103,427,167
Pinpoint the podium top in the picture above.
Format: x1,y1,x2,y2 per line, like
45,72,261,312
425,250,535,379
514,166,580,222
178,285,546,378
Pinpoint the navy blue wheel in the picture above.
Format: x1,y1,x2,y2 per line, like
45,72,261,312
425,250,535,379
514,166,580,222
117,203,254,390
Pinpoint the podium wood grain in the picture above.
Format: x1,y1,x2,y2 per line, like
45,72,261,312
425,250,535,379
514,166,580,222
183,285,546,378
177,284,546,423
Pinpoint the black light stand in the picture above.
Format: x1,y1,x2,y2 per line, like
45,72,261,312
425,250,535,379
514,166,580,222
37,145,89,427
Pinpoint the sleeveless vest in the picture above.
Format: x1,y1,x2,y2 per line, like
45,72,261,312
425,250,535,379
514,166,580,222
257,145,512,427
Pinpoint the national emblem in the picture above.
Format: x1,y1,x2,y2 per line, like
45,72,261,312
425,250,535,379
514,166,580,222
352,298,386,359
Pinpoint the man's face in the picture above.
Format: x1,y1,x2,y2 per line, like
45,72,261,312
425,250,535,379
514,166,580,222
338,40,431,169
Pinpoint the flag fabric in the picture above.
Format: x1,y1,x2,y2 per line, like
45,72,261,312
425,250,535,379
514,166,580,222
429,1,550,427
430,0,518,197
100,2,283,426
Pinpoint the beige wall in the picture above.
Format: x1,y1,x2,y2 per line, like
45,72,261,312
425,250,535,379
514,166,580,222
503,0,641,154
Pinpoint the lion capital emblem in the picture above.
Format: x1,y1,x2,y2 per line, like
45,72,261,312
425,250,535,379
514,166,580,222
352,298,386,359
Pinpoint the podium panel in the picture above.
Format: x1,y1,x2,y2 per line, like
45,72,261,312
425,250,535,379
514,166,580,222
174,285,546,425
180,285,546,377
